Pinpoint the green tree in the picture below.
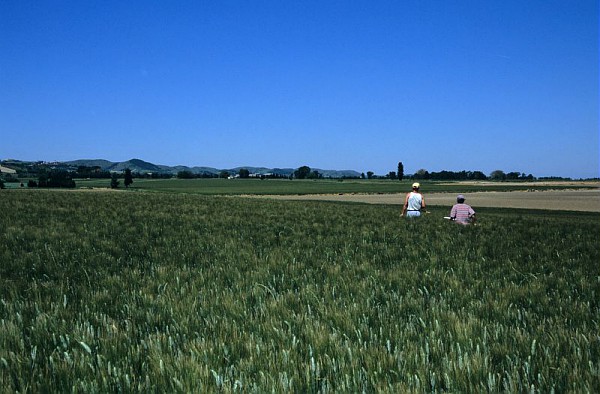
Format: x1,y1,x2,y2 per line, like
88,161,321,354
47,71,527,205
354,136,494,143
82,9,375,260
397,162,404,181
506,171,521,180
307,170,321,179
38,172,49,187
294,166,311,179
38,170,75,188
76,165,107,178
110,173,120,189
219,171,230,179
414,169,429,180
490,170,506,181
177,170,194,179
366,171,374,179
470,171,487,180
124,169,133,188
388,171,397,179
239,168,250,178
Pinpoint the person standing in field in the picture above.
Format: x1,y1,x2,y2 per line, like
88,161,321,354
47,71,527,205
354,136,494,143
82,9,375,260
450,194,476,225
401,182,426,218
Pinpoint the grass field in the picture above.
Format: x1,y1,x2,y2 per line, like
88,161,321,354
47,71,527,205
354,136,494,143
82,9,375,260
1,189,599,392
72,177,599,195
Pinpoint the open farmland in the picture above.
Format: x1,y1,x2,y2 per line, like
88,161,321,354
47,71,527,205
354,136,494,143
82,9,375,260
73,178,599,196
258,189,600,212
247,180,600,212
1,189,599,392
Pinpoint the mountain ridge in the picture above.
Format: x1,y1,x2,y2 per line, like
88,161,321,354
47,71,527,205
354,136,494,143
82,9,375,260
63,158,362,178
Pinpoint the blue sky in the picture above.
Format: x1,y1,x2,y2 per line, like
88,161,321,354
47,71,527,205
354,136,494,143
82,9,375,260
1,1,598,178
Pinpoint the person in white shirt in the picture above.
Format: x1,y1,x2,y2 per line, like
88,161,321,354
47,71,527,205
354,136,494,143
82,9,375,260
401,182,426,218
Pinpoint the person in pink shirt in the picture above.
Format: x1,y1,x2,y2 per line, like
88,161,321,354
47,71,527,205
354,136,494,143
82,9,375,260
450,194,476,225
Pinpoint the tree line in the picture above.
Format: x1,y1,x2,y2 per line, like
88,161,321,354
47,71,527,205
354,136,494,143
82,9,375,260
372,162,538,181
176,169,289,179
0,161,582,190
3,170,78,189
0,167,138,189
408,169,535,181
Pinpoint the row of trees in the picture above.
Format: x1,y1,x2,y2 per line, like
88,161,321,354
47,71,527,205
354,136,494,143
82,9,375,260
76,166,171,180
176,170,220,179
15,171,78,188
409,169,534,181
128,164,546,182
177,167,337,180
0,168,135,189
176,169,290,179
370,162,536,181
110,169,134,189
0,171,78,189
0,162,549,188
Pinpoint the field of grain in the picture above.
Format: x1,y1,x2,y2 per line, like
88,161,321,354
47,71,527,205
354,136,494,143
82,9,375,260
1,189,599,391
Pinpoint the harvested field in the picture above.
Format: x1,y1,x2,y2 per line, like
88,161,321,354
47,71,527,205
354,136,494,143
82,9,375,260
254,188,600,212
437,180,600,187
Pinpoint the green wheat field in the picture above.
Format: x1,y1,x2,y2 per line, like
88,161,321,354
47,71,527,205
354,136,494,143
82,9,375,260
1,188,599,392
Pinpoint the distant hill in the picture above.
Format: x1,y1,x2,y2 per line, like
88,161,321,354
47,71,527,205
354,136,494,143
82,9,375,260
65,159,115,169
108,159,163,173
64,159,214,175
61,159,362,178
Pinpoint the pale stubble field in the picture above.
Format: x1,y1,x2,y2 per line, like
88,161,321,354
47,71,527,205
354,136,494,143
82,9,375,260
254,182,600,212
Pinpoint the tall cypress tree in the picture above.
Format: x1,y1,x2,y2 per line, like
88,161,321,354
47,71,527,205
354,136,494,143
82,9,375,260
397,162,404,181
124,168,133,188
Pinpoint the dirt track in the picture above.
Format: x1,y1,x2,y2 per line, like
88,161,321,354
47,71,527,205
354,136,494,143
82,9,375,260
255,189,600,212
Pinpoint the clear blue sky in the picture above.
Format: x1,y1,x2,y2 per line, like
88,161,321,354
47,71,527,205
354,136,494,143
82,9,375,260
1,1,598,178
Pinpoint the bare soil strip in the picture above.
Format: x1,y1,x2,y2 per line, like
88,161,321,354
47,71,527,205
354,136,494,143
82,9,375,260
254,189,600,212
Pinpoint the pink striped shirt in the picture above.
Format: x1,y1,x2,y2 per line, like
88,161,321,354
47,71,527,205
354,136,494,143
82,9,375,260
450,203,475,224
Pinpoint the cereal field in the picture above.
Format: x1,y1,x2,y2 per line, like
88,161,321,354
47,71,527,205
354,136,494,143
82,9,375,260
1,189,599,392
